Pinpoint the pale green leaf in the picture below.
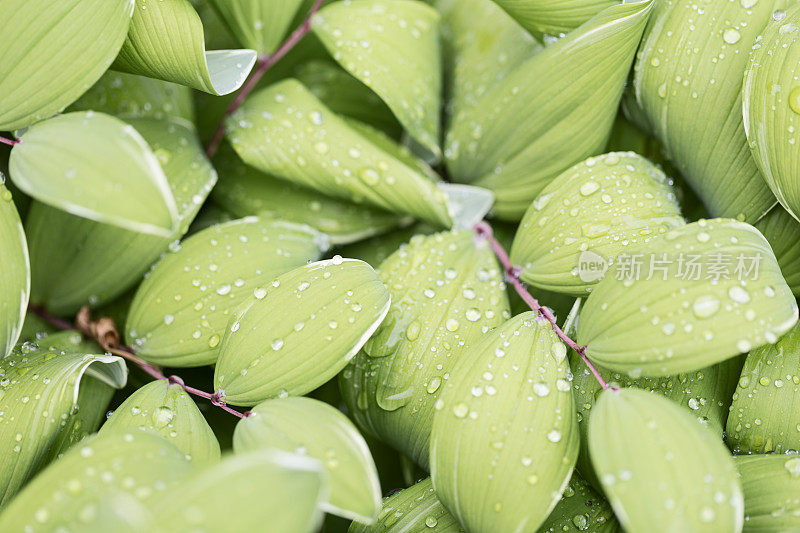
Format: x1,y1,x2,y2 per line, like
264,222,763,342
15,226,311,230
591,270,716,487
510,152,685,296
630,0,777,222
0,0,134,130
313,0,443,158
589,388,743,532
348,477,464,532
0,181,29,359
10,111,180,238
225,78,454,228
126,217,327,367
26,117,216,315
0,342,127,506
212,141,405,245
234,397,381,522
538,473,621,533
112,0,258,95
754,206,800,296
70,70,194,122
101,380,221,467
491,0,619,35
444,1,653,220
727,322,800,454
0,431,193,529
743,4,800,223
210,0,306,53
735,454,800,532
430,312,578,533
340,230,510,468
578,219,798,376
214,258,390,405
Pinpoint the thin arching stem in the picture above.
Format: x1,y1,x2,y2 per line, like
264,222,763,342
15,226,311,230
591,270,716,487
0,136,20,147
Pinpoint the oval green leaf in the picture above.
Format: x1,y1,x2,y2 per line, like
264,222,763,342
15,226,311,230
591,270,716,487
491,0,619,35
0,181,29,358
210,0,306,53
735,454,800,532
755,206,800,296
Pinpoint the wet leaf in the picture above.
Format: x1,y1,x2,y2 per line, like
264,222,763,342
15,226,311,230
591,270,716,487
349,477,464,532
578,218,798,376
589,388,743,532
101,380,220,466
0,0,134,130
727,322,800,454
234,397,381,522
444,1,652,220
0,342,127,506
0,431,193,528
630,0,777,222
0,181,29,359
313,0,443,158
113,0,258,95
26,117,216,315
340,230,510,468
212,141,405,245
735,454,800,532
10,111,180,238
126,217,327,367
430,312,578,533
214,257,391,405
69,70,194,122
210,0,306,53
743,4,800,223
225,78,454,228
510,152,685,296
491,0,619,36
755,206,800,296
538,473,621,533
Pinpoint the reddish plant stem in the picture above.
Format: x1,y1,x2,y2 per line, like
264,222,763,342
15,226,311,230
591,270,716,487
0,136,20,147
27,304,250,418
205,0,325,158
473,222,614,391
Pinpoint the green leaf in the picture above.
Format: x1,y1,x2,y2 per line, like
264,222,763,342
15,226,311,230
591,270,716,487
335,222,435,268
727,322,800,454
490,0,619,35
578,218,798,376
313,0,443,158
26,117,216,315
69,70,194,122
0,341,127,506
112,0,258,95
735,454,800,532
234,397,381,522
211,141,405,245
438,0,542,123
0,431,194,529
0,0,134,131
340,230,510,468
10,111,180,238
209,0,306,53
101,380,221,466
510,152,685,296
743,4,800,223
348,477,464,532
151,449,327,533
629,0,777,222
226,79,456,228
126,217,327,367
755,206,800,296
430,312,578,533
589,388,743,532
538,473,621,533
214,257,390,405
0,181,29,358
444,1,653,220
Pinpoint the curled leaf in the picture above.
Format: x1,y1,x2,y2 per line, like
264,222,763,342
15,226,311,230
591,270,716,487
234,397,381,522
491,0,619,36
113,0,257,95
589,388,743,532
101,380,221,466
735,454,800,532
210,0,306,53
214,257,391,405
578,219,798,376
0,182,29,358
10,111,180,238
430,312,578,533
510,152,684,295
754,206,800,296
126,217,327,367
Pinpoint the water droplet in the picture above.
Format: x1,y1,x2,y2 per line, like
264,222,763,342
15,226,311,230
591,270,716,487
789,87,800,115
692,295,720,318
723,28,741,44
453,403,468,418
580,181,600,196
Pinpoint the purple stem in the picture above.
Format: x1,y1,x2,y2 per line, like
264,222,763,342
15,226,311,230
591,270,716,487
0,136,19,147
